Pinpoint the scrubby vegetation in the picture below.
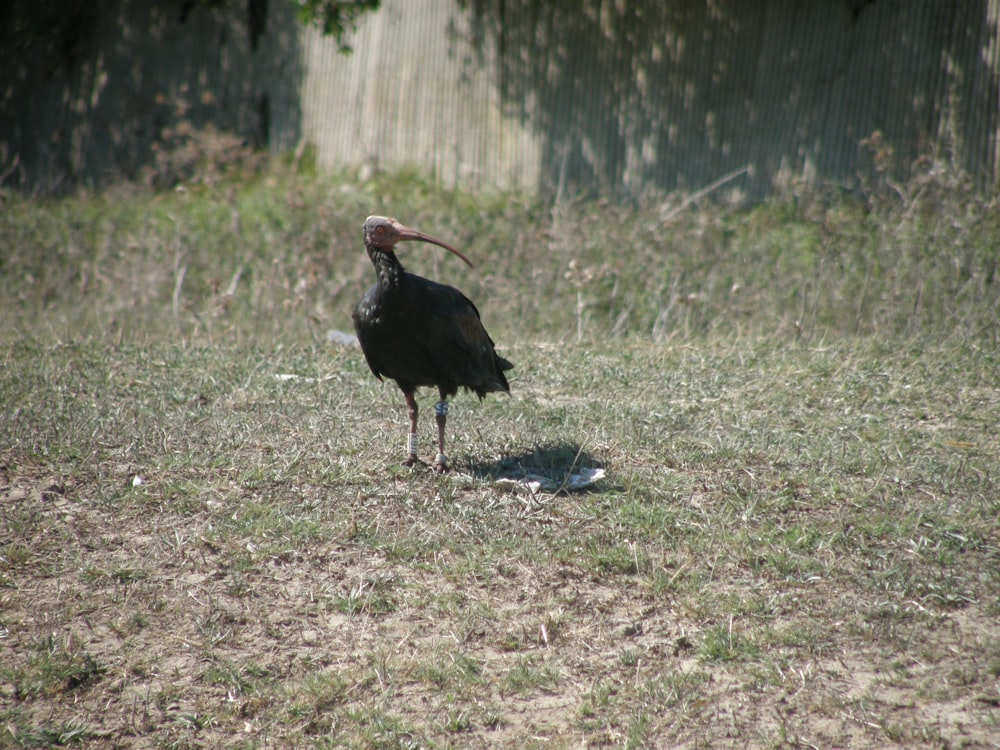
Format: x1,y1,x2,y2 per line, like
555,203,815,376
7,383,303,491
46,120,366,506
1,154,998,747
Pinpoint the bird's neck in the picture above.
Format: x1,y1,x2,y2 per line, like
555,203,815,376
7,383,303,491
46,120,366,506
369,248,406,287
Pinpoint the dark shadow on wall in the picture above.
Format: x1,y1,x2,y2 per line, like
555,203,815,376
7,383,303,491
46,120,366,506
0,0,303,193
463,0,998,200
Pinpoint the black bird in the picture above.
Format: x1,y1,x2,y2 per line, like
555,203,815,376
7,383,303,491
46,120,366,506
352,216,513,472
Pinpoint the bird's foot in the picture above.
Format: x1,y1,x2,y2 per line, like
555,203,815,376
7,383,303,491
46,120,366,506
431,453,449,473
402,453,426,469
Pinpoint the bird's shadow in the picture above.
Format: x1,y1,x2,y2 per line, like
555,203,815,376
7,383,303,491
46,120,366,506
467,442,607,494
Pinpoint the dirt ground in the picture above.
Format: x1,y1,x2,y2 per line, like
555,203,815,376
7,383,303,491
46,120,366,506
3,460,999,749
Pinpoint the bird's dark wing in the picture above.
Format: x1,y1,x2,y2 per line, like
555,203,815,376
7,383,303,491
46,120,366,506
352,284,389,381
417,278,511,394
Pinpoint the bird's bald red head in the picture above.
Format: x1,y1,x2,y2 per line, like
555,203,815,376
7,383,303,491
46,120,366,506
362,216,474,268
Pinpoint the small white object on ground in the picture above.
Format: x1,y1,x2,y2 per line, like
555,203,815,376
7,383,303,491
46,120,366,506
495,467,605,494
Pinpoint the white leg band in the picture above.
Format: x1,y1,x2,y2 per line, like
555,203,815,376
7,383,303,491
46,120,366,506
407,432,418,455
434,453,448,465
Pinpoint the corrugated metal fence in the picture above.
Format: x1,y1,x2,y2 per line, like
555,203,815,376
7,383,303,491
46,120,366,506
2,0,997,199
301,0,1000,200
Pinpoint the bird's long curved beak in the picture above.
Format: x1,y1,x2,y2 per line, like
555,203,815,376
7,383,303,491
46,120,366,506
391,221,475,269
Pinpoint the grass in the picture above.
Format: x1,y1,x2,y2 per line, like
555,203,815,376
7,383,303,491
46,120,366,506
1,155,999,747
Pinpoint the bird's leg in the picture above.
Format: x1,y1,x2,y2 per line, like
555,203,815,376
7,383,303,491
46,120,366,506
432,397,449,473
403,391,420,467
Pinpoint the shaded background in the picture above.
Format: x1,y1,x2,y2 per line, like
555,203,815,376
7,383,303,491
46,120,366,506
2,0,997,199
0,0,302,192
